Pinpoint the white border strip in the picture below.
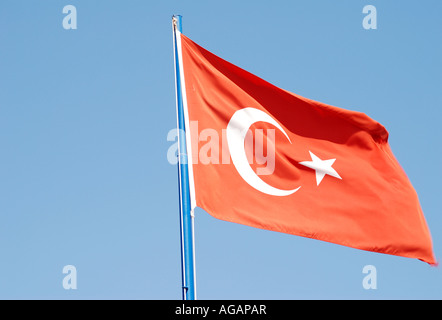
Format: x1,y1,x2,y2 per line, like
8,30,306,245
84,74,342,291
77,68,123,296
176,31,197,211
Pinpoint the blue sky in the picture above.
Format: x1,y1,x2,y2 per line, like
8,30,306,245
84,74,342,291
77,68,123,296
0,1,441,299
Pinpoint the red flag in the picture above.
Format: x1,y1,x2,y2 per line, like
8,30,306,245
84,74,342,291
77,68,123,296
176,31,436,265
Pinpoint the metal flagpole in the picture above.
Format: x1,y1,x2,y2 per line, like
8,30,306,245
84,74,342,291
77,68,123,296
172,15,197,300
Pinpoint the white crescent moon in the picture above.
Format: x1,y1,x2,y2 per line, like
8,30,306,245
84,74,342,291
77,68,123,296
226,107,301,196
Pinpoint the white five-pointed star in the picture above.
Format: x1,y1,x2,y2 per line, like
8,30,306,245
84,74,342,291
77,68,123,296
299,151,342,186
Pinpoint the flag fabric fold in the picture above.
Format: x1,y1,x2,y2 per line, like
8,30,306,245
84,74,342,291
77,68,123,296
177,31,436,265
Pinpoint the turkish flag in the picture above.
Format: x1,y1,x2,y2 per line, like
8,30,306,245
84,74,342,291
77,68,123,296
176,32,436,265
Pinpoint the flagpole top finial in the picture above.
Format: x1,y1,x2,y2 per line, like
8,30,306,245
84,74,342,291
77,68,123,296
172,15,183,32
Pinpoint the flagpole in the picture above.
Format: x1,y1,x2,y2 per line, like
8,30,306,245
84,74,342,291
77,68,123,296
172,15,197,301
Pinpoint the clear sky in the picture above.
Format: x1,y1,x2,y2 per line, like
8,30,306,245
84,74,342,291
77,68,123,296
0,0,441,299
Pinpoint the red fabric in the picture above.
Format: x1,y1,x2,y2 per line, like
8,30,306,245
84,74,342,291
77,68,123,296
180,33,436,265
